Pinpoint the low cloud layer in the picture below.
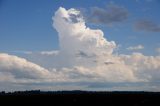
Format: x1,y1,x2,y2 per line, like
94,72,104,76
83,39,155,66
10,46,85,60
0,53,51,82
0,53,73,91
0,7,160,91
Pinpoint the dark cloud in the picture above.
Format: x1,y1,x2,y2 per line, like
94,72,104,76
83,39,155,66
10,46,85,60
104,61,114,65
86,4,129,25
87,82,160,89
63,13,82,23
135,20,160,32
76,50,96,58
87,82,140,88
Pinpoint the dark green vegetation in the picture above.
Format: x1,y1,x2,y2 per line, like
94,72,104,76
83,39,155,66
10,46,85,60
0,90,160,105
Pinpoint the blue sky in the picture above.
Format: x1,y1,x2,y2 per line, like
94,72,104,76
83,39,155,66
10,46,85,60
0,0,160,55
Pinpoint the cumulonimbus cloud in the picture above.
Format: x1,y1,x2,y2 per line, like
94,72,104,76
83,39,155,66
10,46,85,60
0,7,160,91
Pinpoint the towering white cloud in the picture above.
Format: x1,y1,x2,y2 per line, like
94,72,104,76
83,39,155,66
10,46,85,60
52,7,116,67
53,7,116,54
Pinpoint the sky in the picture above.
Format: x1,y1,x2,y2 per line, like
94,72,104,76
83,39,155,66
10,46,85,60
0,0,160,91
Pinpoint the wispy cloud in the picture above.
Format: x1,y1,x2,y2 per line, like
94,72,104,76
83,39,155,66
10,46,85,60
40,50,59,56
127,45,144,50
13,51,32,54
